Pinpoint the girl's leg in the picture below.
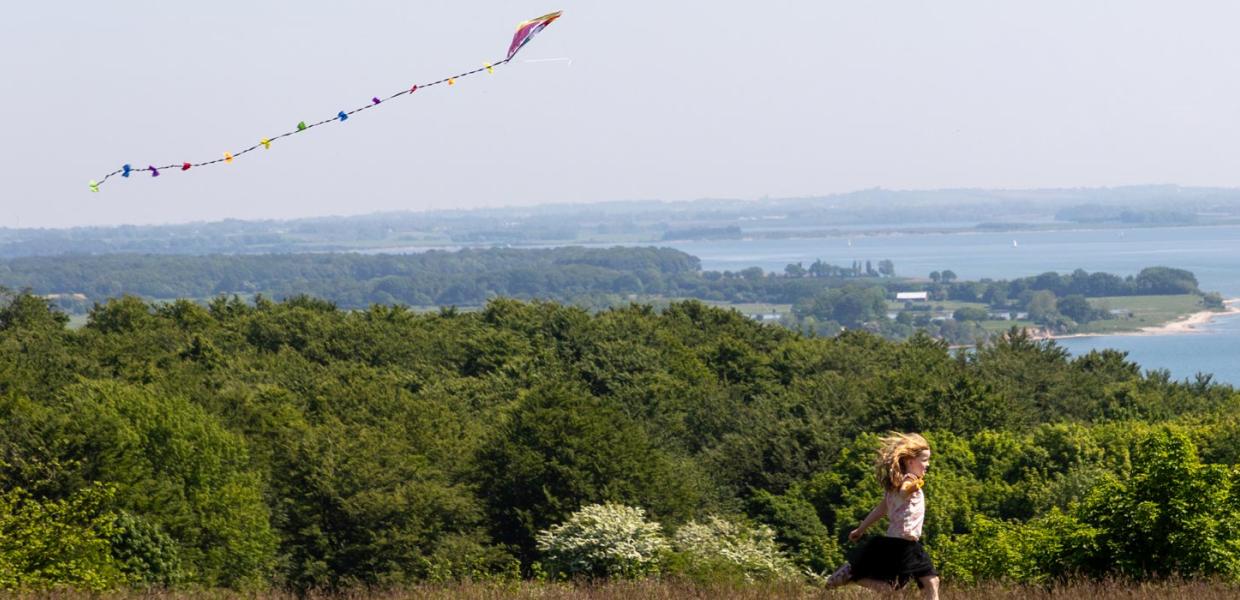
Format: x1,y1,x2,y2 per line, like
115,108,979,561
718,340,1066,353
824,562,852,587
918,575,940,600
854,578,898,594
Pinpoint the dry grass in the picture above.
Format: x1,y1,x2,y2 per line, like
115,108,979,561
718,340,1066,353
2,580,1238,600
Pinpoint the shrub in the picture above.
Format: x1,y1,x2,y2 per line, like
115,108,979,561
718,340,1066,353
670,516,797,582
0,484,129,591
746,490,842,571
536,503,669,579
1080,429,1240,579
933,510,1098,584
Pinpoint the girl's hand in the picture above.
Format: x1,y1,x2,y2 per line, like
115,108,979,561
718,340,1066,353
848,527,864,542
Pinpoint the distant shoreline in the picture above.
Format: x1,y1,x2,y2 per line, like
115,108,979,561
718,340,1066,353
726,221,1240,245
1042,298,1240,342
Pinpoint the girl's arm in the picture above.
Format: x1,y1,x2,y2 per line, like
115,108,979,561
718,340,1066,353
849,498,886,542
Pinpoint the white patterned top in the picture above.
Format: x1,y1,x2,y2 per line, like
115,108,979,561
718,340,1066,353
885,487,925,541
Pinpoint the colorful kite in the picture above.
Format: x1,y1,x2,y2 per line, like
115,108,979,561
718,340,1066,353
508,11,563,60
89,11,563,192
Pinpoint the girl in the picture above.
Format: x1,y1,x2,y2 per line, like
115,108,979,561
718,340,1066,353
824,432,939,599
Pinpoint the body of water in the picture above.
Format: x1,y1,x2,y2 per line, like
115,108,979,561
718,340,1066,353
1054,312,1240,384
656,224,1240,385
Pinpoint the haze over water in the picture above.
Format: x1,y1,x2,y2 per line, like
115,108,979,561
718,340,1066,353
658,224,1240,384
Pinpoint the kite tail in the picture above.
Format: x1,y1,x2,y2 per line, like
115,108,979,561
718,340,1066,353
90,56,517,191
90,10,561,191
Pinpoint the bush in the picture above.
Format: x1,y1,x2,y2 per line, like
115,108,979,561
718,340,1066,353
669,516,796,582
933,510,1098,584
1079,429,1240,579
745,491,841,571
0,484,129,591
536,503,669,579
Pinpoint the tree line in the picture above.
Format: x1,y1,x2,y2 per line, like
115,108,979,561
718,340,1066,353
0,248,896,310
0,248,1203,319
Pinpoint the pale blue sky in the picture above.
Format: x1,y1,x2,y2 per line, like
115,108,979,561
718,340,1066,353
5,1,1240,227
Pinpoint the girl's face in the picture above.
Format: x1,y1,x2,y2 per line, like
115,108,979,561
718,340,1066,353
906,449,931,477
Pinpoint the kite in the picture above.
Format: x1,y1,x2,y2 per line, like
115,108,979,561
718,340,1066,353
89,10,563,192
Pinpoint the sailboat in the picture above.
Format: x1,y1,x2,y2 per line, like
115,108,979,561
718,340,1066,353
1012,239,1018,248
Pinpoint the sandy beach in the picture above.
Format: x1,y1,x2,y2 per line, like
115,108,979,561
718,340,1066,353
1139,299,1240,334
1042,298,1240,341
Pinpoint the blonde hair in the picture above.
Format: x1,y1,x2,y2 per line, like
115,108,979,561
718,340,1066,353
875,432,930,491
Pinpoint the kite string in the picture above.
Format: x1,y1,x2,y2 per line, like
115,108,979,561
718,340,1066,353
93,57,513,188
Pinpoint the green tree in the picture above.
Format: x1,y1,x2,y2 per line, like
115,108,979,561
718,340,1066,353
1057,294,1095,324
746,490,841,570
1135,267,1199,295
934,510,1098,585
473,382,704,564
0,289,69,331
1080,429,1240,579
48,382,277,588
952,307,990,322
1026,290,1059,324
0,484,128,591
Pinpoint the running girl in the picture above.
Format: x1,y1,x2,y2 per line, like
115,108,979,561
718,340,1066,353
825,432,939,599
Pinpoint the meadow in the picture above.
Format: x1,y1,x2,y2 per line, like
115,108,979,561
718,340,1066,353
1,580,1237,599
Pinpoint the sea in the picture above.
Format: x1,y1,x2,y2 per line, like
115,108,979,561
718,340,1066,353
654,224,1240,386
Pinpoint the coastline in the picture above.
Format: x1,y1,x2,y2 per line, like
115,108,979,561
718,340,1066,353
1042,298,1240,341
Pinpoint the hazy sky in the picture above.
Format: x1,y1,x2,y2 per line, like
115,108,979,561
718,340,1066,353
6,1,1240,228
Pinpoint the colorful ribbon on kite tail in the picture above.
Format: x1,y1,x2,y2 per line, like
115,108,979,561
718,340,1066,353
89,10,562,192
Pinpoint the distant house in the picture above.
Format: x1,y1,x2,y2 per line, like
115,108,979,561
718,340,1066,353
896,291,929,302
988,311,1030,321
43,293,88,301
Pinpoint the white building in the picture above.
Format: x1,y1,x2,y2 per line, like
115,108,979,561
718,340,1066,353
895,291,929,302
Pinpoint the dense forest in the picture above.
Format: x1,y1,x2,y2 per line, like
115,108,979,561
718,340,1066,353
1,289,1238,590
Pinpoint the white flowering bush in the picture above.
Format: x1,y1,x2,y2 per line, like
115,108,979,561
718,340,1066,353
671,516,797,582
535,503,670,579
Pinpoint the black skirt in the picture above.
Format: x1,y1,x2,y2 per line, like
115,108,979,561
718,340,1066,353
849,535,937,589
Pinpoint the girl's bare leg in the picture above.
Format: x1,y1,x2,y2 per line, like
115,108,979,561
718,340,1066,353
918,575,940,600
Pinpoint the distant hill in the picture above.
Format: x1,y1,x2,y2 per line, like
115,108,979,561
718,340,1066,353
4,185,1240,257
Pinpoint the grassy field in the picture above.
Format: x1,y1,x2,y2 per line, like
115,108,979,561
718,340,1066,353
1076,294,1208,333
707,301,793,316
977,319,1037,333
2,580,1235,599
